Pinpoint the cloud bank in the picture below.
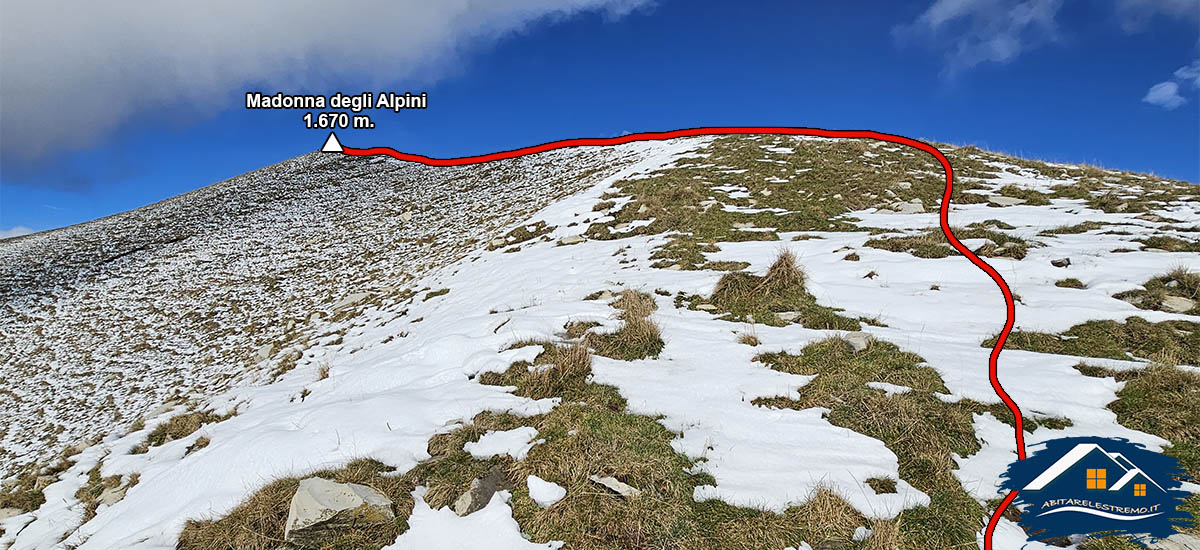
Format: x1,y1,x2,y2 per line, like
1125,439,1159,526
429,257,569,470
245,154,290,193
0,0,649,164
1143,58,1199,110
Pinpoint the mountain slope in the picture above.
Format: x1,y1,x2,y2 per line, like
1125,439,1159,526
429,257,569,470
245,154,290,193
1,135,1197,549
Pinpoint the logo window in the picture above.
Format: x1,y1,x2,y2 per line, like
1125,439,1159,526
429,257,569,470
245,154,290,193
1086,468,1106,489
1134,483,1146,496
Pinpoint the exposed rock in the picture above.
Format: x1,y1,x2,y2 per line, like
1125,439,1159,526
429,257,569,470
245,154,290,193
97,485,127,507
284,477,395,548
894,181,912,189
453,465,506,517
775,311,801,322
1050,258,1071,268
695,304,718,311
401,211,413,222
987,196,1026,207
1149,533,1200,550
843,332,873,352
637,204,650,214
588,475,641,498
255,343,274,361
0,507,21,520
1162,296,1196,314
892,201,923,214
558,235,586,246
490,238,506,247
832,193,842,200
331,293,369,311
35,475,54,491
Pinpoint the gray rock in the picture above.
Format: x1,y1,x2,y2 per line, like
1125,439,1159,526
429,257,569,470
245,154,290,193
332,293,369,312
97,485,127,507
695,304,718,311
892,202,923,214
775,312,801,322
843,332,873,352
453,466,506,517
558,235,586,246
588,475,641,498
490,238,506,247
284,477,395,548
34,475,54,491
1162,295,1196,314
256,343,274,361
987,196,1026,207
1051,258,1071,268
637,204,650,214
1150,533,1200,550
894,181,912,190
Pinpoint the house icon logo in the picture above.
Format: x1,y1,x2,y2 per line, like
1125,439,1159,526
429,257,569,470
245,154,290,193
999,437,1190,544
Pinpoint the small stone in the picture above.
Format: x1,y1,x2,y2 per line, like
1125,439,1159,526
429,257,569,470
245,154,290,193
1166,280,1180,288
453,466,506,517
893,202,923,214
987,196,1027,207
775,312,801,322
558,235,586,246
695,304,718,311
895,181,912,189
843,332,873,352
761,189,772,197
401,211,413,222
1162,296,1196,314
832,193,842,200
256,343,274,361
1050,258,1071,268
637,204,649,214
588,475,641,498
490,238,506,247
308,312,323,323
284,477,395,548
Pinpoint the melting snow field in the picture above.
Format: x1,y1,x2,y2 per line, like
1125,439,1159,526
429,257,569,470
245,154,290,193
2,136,1197,549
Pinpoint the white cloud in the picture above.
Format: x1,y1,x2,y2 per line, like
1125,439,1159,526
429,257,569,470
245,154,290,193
0,226,34,240
0,0,650,163
894,0,1063,73
1175,59,1200,88
1116,0,1200,32
1142,81,1187,109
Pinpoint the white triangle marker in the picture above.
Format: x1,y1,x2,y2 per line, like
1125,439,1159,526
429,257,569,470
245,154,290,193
320,132,344,153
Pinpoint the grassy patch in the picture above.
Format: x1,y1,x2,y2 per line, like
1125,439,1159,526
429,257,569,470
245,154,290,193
423,288,450,301
686,251,860,330
586,291,665,361
131,410,231,454
1055,278,1086,289
1113,268,1199,315
985,317,1200,365
865,226,1029,260
750,337,1067,547
1137,236,1200,253
1074,364,1200,479
489,220,555,250
996,185,1051,206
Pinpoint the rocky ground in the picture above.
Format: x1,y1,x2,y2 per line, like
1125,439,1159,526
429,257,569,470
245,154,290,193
1,135,1197,549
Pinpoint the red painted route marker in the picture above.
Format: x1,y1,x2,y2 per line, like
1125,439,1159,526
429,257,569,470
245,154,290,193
331,127,1024,549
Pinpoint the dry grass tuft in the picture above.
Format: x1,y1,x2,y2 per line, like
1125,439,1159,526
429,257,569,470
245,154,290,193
131,410,231,454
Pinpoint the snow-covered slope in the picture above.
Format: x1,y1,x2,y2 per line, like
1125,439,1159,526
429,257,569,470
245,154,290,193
1,135,1196,549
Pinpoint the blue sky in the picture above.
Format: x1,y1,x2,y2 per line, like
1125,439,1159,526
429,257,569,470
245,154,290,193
1,0,1197,236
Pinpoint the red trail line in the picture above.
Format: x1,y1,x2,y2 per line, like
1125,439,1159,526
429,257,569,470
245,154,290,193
341,127,1024,548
